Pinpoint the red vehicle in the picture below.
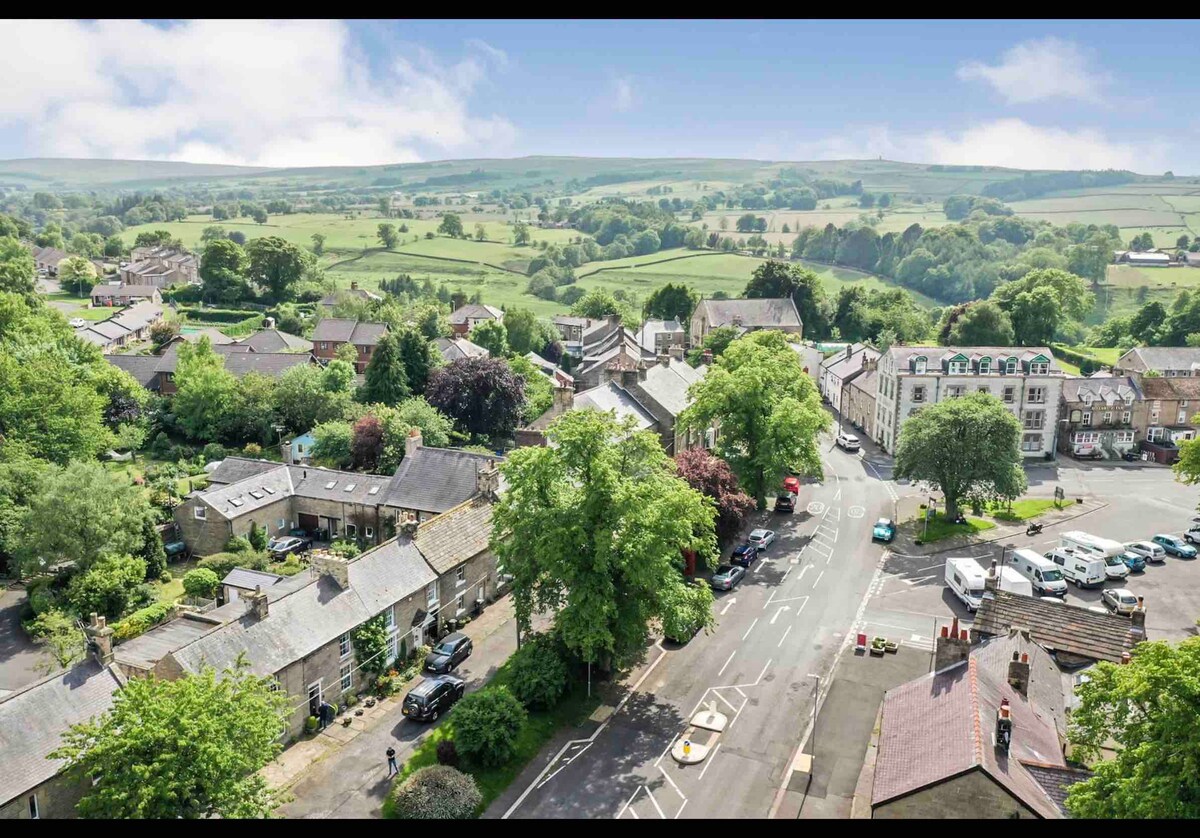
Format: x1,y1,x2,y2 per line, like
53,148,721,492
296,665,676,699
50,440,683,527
782,476,801,495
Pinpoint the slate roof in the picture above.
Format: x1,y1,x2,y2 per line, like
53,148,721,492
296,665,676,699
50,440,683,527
385,447,504,515
319,286,381,307
170,538,437,678
179,327,236,345
0,660,124,806
195,462,392,518
199,466,295,519
153,342,311,379
887,345,1061,374
635,359,706,419
873,633,1072,819
238,328,312,353
698,297,802,331
413,496,494,574
311,318,388,345
525,351,572,384
574,381,657,430
1061,376,1142,405
30,245,69,265
1023,763,1093,816
1140,375,1200,400
436,336,489,362
91,284,159,299
822,343,880,382
449,303,504,325
552,315,592,329
286,465,392,505
75,302,164,346
104,353,161,388
972,589,1145,664
206,456,286,487
1115,347,1200,372
849,366,878,396
635,318,685,352
222,568,286,591
113,614,220,671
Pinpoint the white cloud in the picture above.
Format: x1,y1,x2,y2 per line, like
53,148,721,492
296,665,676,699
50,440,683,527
784,119,1174,174
957,37,1108,104
612,77,638,113
0,19,517,166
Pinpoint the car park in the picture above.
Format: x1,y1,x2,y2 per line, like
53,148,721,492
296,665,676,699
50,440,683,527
748,529,777,550
1119,550,1146,573
401,675,465,722
1100,553,1130,581
267,535,311,558
872,518,896,543
1185,526,1200,545
1102,588,1140,616
774,493,796,513
710,564,746,591
424,632,473,674
730,543,760,567
1006,548,1068,597
1152,534,1197,558
1125,541,1166,563
835,431,860,452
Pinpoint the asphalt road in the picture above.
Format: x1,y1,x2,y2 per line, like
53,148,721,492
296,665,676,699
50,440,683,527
503,437,897,820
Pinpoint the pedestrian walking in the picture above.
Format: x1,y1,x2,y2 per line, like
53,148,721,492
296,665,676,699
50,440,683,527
386,746,398,777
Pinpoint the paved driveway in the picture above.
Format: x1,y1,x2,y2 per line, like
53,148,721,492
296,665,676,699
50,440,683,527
0,588,47,694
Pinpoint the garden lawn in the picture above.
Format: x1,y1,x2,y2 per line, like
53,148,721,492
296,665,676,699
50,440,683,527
986,498,1061,522
911,512,996,543
386,659,602,817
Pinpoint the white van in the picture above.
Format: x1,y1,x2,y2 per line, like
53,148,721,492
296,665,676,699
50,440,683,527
1043,548,1106,589
1059,531,1125,561
945,558,1034,611
1006,548,1068,598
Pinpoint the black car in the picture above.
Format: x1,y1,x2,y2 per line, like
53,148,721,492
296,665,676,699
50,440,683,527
402,675,465,722
424,632,473,674
730,543,760,567
774,493,796,513
267,535,311,558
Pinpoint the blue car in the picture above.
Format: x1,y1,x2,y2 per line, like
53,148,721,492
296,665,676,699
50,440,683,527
1152,534,1197,558
1119,550,1146,573
872,518,896,543
730,544,760,567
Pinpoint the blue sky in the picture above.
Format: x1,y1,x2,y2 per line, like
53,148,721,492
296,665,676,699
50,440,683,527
1,19,1197,173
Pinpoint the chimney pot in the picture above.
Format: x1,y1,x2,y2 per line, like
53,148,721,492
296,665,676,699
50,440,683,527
941,626,949,638
1020,653,1028,664
657,353,670,367
1008,649,1031,698
935,617,972,671
245,585,270,620
405,428,423,457
1121,652,1132,665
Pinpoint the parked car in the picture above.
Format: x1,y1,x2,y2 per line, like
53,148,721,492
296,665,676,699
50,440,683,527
1073,445,1104,460
1184,526,1200,545
1119,550,1147,573
424,632,473,674
1152,534,1197,558
782,476,801,495
402,674,465,722
710,564,746,591
872,518,896,543
1102,588,1140,616
1101,553,1130,581
68,317,86,328
748,529,777,550
774,493,796,513
835,431,860,452
730,543,760,567
1125,541,1167,563
267,535,311,558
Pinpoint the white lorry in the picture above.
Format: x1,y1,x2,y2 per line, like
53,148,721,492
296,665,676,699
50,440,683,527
945,557,1033,612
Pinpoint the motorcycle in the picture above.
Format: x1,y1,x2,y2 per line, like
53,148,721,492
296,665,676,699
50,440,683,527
1026,522,1044,537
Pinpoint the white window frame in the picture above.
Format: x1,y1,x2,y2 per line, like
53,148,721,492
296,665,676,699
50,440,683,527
339,633,351,659
1002,386,1015,404
365,526,374,539
1122,411,1132,424
340,661,352,693
1027,386,1045,405
946,385,965,399
1073,431,1100,444
1102,411,1112,424
345,523,357,538
1021,433,1044,452
385,605,396,632
913,356,927,374
426,582,438,608
978,358,992,374
387,634,398,664
1179,409,1188,425
1023,410,1045,430
455,594,466,615
194,505,206,520
1030,361,1049,375
320,342,328,350
912,385,925,403
456,567,466,586
948,359,968,375
1115,430,1135,444
1081,411,1091,425
1005,358,1018,374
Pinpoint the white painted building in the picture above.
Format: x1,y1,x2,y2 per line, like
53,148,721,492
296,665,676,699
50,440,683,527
874,346,1066,458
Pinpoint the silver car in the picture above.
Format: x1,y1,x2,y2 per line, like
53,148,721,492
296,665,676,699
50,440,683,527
1101,554,1129,581
748,528,777,550
1101,588,1139,615
1124,541,1166,563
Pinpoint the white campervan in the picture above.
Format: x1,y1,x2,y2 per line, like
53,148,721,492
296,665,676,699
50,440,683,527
1043,547,1106,589
946,558,1034,611
1006,548,1068,598
1060,531,1125,561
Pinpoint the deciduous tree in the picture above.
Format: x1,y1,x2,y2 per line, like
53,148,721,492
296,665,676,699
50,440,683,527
378,223,399,249
438,213,464,238
744,261,832,340
245,236,311,302
674,449,756,541
645,282,699,323
470,319,508,357
426,356,525,440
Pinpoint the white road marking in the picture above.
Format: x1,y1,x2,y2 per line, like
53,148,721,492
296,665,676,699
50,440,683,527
697,743,722,781
658,765,685,802
847,506,865,518
718,650,737,677
755,659,772,684
781,566,792,581
618,787,642,819
794,598,808,618
720,598,737,616
729,696,749,729
777,624,793,647
813,570,825,589
646,786,666,819
655,733,679,768
762,590,776,611
770,605,790,624
713,690,739,713
795,565,812,583
675,799,687,819
742,619,759,641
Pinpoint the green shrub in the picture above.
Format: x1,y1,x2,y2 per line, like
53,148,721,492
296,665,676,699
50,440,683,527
196,551,266,577
226,535,254,554
449,686,527,768
201,443,229,462
329,540,360,559
387,765,481,820
242,443,263,458
182,568,220,599
248,522,267,552
112,601,174,641
28,583,61,616
159,571,172,583
508,632,569,710
66,555,148,619
436,739,459,768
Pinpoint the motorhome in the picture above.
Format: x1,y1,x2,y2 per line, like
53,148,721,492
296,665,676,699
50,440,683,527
945,558,1033,611
1006,548,1068,597
1044,547,1106,589
1059,531,1125,560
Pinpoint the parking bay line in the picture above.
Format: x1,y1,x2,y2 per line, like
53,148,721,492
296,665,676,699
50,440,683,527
697,743,722,782
777,624,793,647
742,618,759,641
718,650,737,677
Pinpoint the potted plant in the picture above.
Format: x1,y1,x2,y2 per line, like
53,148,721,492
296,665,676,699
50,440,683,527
305,715,319,734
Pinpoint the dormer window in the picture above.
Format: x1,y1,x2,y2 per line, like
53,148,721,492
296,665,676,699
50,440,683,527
1005,358,1018,374
1029,359,1050,375
948,357,968,375
913,356,928,374
978,357,992,374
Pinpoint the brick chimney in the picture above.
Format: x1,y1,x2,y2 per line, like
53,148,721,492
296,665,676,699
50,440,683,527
85,612,114,665
398,510,419,538
985,559,1000,592
405,427,423,457
995,698,1013,753
1007,651,1030,698
1130,596,1146,632
553,384,574,411
934,616,972,671
476,459,501,501
311,555,350,590
669,345,685,362
245,586,269,620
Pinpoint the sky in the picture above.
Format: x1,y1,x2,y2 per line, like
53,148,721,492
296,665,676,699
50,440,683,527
1,19,1197,174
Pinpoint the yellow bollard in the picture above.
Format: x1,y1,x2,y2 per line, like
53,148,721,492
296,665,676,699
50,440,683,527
683,740,691,757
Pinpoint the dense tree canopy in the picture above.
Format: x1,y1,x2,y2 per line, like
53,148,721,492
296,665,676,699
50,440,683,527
644,282,699,324
426,356,525,440
245,236,312,301
744,261,831,339
492,409,717,671
674,448,756,541
938,300,1016,346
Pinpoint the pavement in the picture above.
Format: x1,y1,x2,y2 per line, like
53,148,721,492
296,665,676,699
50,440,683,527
0,586,49,695
890,497,1109,557
274,595,536,819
